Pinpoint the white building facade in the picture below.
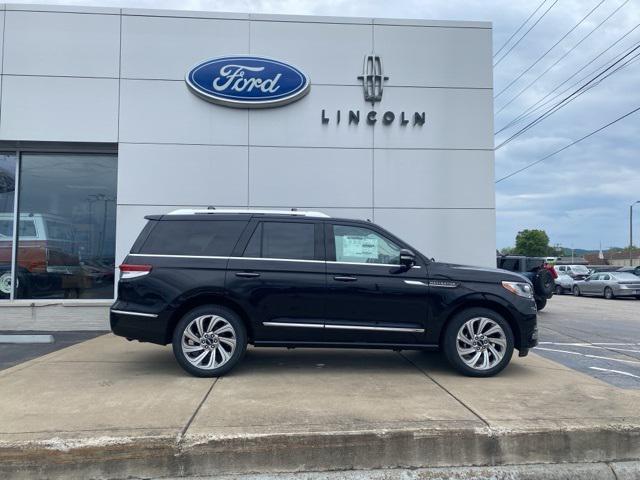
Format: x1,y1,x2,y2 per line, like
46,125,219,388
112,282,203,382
0,4,494,330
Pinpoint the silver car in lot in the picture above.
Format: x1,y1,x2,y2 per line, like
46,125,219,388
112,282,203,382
554,273,574,295
573,272,640,299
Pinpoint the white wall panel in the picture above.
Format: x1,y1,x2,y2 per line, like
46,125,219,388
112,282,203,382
374,208,496,267
0,76,118,142
249,86,373,148
121,15,249,80
119,80,248,145
249,147,372,207
374,25,492,88
374,149,494,209
373,87,493,149
250,21,372,85
118,143,249,206
3,11,120,77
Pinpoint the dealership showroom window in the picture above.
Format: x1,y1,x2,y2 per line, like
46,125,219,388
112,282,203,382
0,151,117,300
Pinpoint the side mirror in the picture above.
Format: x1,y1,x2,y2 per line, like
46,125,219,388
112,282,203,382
399,249,416,268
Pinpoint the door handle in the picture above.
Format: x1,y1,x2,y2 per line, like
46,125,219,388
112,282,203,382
334,276,357,282
235,272,260,278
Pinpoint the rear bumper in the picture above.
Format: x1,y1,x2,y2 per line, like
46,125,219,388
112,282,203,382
613,288,640,297
110,303,170,345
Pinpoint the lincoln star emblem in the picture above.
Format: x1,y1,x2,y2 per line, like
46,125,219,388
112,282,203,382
357,54,388,104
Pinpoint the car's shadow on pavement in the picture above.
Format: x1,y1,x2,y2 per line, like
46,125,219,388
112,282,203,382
119,342,535,380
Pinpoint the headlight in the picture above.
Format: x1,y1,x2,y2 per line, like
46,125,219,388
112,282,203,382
502,281,533,299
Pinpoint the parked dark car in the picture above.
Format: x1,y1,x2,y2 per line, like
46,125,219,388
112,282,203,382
111,209,538,378
496,255,555,310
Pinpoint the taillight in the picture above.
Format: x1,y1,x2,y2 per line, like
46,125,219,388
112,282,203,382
119,264,152,279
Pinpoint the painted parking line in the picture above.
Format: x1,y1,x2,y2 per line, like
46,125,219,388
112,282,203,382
537,342,640,354
589,367,640,379
534,347,640,365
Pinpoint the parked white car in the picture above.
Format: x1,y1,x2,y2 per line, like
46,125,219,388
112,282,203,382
554,273,574,295
555,264,590,280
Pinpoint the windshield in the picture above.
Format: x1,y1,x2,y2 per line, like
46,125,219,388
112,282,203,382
571,265,589,274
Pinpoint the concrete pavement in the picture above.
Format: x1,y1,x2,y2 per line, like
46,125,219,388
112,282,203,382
1,334,640,479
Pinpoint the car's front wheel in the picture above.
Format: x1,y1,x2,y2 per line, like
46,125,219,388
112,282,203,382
172,305,247,377
573,286,581,296
442,308,514,377
555,284,564,295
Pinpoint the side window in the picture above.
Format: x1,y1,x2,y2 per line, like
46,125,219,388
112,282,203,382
602,274,610,281
243,222,315,260
140,220,246,256
333,225,401,265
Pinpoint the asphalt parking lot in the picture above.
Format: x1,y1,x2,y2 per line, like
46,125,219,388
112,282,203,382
534,294,640,389
0,331,105,371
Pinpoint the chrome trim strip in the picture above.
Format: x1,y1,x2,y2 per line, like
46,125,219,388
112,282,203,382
328,261,421,269
262,321,424,333
263,321,324,329
404,280,427,286
128,254,421,268
129,253,230,260
325,324,425,333
237,257,324,264
111,309,158,318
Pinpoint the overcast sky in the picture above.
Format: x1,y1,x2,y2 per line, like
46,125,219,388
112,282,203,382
12,0,640,250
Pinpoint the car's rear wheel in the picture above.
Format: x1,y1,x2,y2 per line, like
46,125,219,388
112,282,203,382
442,308,514,377
172,305,247,378
573,286,581,296
604,287,614,300
535,269,554,297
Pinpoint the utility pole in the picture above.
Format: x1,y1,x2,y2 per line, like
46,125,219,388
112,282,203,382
631,201,640,267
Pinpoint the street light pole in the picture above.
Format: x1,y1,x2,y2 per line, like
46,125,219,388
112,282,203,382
631,201,640,267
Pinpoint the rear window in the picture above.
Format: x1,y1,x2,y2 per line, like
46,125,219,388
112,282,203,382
140,220,247,256
243,221,315,260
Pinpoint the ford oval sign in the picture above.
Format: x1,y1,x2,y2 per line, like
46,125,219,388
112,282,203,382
186,56,310,108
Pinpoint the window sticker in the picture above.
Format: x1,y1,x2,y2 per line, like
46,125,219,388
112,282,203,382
342,235,378,259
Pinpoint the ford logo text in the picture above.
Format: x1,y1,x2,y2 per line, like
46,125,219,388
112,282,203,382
186,56,311,108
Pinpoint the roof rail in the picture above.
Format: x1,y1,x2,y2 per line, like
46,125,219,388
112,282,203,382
167,208,330,218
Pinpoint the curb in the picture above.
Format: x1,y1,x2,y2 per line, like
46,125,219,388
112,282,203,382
1,425,639,479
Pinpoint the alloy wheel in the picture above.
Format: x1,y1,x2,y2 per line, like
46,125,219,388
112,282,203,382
181,314,237,370
455,317,507,371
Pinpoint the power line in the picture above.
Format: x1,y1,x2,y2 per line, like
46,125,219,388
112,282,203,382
494,0,548,58
495,0,606,99
494,0,559,68
495,43,640,150
497,21,640,133
495,0,629,111
495,106,640,183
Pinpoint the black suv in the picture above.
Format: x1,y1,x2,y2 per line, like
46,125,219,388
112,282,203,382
111,209,538,378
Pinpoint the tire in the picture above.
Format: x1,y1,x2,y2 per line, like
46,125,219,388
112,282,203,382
535,296,547,311
0,271,11,297
172,305,247,378
534,269,554,297
573,286,581,297
604,287,614,300
442,308,514,377
555,284,564,295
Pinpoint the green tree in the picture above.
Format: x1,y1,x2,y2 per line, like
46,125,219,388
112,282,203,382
515,229,550,257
